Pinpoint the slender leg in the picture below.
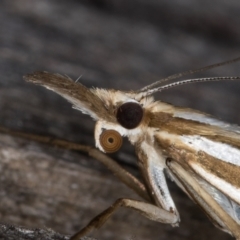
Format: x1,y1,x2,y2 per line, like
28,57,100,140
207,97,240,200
70,198,179,240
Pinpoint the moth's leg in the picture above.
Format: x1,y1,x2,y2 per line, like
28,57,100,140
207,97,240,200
136,142,180,223
167,159,240,240
0,127,150,201
70,198,179,240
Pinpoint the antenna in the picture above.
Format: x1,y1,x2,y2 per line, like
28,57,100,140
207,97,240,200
139,76,240,97
139,57,240,92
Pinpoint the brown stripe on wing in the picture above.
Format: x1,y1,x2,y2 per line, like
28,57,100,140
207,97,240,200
149,111,240,149
194,151,240,190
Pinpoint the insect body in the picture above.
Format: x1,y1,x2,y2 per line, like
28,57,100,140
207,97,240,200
24,58,240,239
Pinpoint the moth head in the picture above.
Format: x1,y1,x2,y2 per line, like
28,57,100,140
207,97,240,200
92,86,153,153
94,99,146,153
24,72,152,153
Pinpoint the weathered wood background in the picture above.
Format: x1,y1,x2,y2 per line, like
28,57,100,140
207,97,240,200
0,0,240,239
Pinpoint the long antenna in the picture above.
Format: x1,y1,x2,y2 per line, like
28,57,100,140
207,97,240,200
139,76,240,97
139,57,240,92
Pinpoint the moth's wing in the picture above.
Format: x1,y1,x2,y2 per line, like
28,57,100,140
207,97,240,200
165,158,240,237
24,71,108,120
154,117,240,232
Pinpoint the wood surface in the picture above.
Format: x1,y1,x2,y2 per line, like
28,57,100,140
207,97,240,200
0,0,240,239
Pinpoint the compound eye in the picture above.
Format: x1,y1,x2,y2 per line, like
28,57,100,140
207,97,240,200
116,102,143,129
100,130,122,153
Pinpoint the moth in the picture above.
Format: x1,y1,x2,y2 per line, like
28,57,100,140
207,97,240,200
24,57,240,240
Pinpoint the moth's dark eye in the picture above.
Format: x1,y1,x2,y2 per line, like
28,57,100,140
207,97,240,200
116,102,143,129
100,130,122,153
